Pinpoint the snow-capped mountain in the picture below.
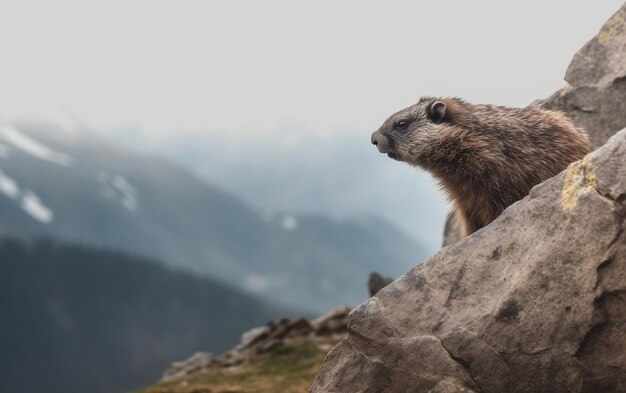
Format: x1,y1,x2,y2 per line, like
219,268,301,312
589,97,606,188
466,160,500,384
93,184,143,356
0,118,428,312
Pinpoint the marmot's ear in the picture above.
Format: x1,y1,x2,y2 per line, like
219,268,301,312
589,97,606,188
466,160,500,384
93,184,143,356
429,101,447,124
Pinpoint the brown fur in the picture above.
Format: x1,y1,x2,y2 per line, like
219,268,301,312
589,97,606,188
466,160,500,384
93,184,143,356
371,97,591,237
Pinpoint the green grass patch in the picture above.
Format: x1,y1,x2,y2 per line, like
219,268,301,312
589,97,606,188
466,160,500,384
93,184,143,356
137,343,327,393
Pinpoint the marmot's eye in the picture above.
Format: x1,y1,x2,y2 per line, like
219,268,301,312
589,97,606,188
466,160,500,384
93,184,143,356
396,121,408,129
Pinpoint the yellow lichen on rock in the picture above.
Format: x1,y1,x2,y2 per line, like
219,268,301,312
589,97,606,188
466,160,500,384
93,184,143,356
597,11,623,45
561,156,597,210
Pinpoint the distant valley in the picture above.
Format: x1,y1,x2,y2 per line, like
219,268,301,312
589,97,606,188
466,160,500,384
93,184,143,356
0,237,293,393
0,119,429,312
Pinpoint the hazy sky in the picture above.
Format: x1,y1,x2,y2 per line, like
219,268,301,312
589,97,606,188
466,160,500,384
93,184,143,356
0,0,623,136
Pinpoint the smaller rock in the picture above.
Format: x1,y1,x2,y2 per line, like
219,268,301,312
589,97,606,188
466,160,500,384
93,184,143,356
260,338,281,352
238,326,270,349
267,317,313,342
368,272,394,296
161,352,217,382
160,306,351,382
311,306,350,334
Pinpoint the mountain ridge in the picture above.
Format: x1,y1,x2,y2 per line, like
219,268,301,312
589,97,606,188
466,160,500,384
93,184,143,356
0,119,428,312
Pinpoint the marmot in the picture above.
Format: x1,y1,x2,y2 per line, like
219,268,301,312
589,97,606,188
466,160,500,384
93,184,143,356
371,97,591,237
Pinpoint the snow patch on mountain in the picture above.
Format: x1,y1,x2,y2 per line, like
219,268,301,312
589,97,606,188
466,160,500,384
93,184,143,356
281,215,298,231
96,171,139,212
244,274,273,292
0,170,19,199
0,120,74,167
21,190,54,223
0,169,54,223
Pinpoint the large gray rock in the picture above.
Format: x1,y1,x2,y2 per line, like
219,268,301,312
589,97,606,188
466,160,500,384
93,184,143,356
541,4,626,149
443,3,626,247
311,129,626,392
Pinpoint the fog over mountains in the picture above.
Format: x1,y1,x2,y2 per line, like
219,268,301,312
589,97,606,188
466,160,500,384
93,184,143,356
104,125,450,252
0,118,429,313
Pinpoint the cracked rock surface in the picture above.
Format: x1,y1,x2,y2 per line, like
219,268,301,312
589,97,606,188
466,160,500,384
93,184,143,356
310,130,626,392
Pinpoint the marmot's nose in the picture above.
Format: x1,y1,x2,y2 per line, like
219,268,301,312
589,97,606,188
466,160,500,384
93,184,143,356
371,131,381,146
371,131,390,154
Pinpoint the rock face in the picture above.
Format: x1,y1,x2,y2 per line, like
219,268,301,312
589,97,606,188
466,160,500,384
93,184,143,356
443,3,626,248
161,306,349,382
311,129,626,392
540,4,626,149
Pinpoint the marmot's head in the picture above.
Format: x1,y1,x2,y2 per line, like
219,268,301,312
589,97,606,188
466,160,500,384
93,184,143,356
371,97,462,167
